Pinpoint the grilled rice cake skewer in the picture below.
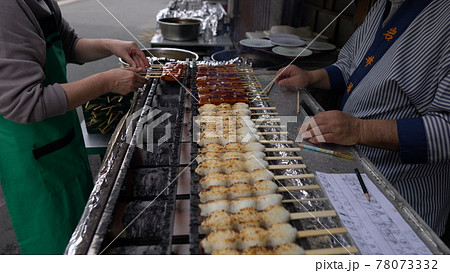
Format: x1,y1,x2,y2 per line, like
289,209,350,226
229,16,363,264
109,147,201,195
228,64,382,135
198,194,283,216
201,206,290,233
198,181,317,202
211,243,304,255
200,223,298,254
198,169,275,189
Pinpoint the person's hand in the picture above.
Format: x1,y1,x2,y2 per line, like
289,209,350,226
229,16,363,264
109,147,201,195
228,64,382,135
275,65,311,88
106,40,150,68
102,68,147,95
299,110,363,145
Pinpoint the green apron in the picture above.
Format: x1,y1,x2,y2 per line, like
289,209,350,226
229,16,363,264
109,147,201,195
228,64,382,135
0,10,93,254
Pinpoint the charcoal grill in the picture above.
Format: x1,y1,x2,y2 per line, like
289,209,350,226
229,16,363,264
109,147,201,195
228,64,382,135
66,61,448,255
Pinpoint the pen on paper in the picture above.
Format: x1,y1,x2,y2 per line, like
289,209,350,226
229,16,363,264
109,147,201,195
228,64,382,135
355,168,370,201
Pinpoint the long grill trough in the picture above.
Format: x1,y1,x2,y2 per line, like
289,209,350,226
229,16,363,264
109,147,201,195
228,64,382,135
66,60,359,255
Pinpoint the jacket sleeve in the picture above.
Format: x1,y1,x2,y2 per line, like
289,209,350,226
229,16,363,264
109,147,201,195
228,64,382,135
397,55,450,164
49,0,83,64
0,0,68,124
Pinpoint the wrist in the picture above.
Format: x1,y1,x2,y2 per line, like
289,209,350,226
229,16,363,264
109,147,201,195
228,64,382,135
357,118,365,145
97,72,112,94
306,69,323,88
100,39,112,54
305,70,314,87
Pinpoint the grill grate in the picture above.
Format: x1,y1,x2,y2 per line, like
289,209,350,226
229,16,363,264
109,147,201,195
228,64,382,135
68,62,357,255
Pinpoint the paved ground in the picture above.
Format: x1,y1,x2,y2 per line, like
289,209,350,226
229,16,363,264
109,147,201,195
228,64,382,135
63,0,168,82
0,0,169,255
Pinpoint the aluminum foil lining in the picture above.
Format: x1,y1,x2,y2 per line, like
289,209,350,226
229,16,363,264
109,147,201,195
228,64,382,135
157,0,226,36
65,79,156,254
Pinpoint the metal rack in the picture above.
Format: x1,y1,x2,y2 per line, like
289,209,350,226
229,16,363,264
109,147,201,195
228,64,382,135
65,63,450,255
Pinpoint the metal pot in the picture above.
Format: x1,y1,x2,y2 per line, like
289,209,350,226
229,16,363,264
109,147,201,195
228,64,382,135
119,48,199,67
158,18,201,41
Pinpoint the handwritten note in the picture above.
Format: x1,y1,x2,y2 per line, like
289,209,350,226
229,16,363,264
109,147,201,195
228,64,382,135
316,172,432,255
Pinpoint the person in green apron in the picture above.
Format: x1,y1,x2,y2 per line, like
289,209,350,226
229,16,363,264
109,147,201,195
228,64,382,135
0,0,148,254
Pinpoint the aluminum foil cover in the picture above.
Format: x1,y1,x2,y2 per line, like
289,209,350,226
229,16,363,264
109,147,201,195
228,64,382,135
157,0,226,36
65,86,148,254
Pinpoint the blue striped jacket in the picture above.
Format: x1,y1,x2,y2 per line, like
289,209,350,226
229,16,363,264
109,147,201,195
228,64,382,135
325,0,450,235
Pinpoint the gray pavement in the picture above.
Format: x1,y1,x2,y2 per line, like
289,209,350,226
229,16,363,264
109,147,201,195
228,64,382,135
0,0,169,255
63,0,169,82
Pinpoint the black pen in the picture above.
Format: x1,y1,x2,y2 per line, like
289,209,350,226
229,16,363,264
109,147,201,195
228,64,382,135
355,168,370,201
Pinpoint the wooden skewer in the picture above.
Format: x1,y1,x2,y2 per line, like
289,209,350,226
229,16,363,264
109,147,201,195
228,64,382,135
264,147,300,152
296,89,301,114
289,210,337,220
249,107,277,110
278,184,320,191
251,118,281,122
252,112,279,116
268,164,306,170
199,185,321,198
305,246,359,255
282,197,328,203
274,174,315,180
260,140,293,144
290,210,337,220
265,156,302,160
255,125,286,129
297,227,348,238
249,95,269,98
249,97,270,100
257,131,288,135
265,80,275,95
246,91,265,94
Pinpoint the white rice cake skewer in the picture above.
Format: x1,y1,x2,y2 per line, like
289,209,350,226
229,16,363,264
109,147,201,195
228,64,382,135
211,243,305,255
195,158,269,176
199,108,252,116
196,132,260,146
199,169,274,189
239,226,268,249
200,229,239,254
201,205,290,233
198,103,249,114
200,223,298,254
198,194,283,216
199,142,266,154
199,180,277,202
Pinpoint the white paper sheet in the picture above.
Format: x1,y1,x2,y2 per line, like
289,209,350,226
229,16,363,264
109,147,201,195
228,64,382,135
316,172,432,255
